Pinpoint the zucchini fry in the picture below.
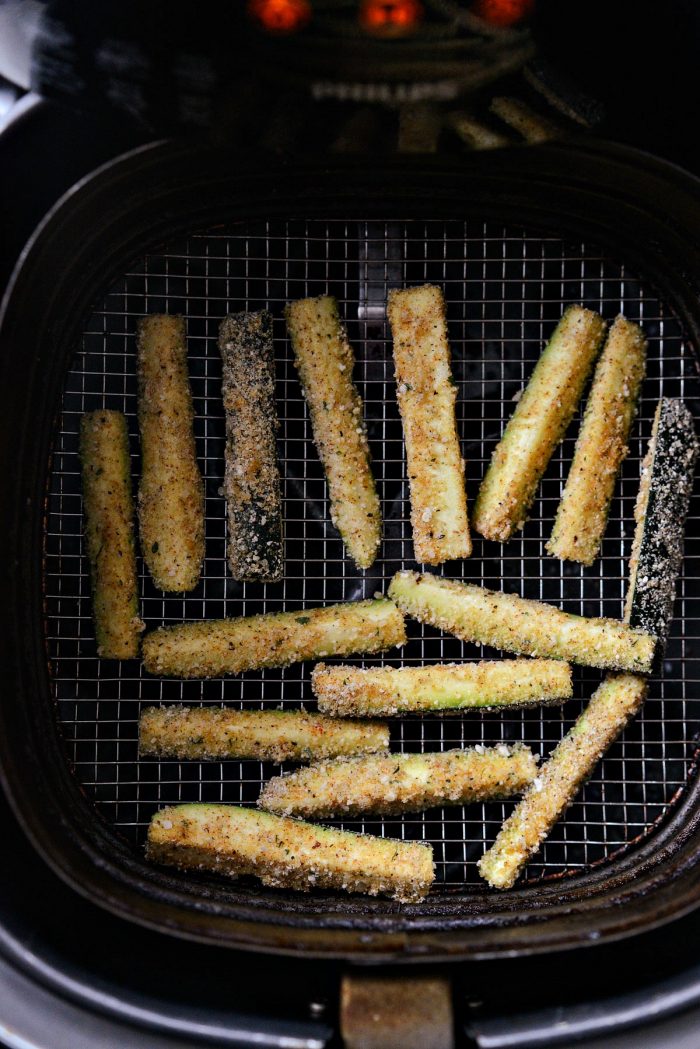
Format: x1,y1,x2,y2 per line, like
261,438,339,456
548,315,647,565
219,311,283,582
313,659,572,716
387,285,471,563
142,597,406,678
259,744,538,818
80,410,143,658
388,571,656,673
626,398,698,643
285,296,380,569
473,305,606,542
478,674,647,889
147,804,434,902
139,706,389,761
137,314,205,591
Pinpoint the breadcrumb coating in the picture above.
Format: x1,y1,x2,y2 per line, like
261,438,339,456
147,804,434,903
387,285,471,564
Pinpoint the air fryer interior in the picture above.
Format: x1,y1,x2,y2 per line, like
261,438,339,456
45,217,700,891
4,143,700,957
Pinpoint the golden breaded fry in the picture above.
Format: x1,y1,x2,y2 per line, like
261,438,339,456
473,305,606,542
548,315,646,565
147,804,434,902
285,296,380,569
137,314,205,591
388,571,656,673
80,410,143,658
139,706,389,761
142,597,406,678
313,659,572,716
259,744,538,818
479,674,647,889
219,311,283,582
387,285,471,563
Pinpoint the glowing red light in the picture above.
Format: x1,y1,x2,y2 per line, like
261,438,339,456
472,0,535,27
359,0,423,37
247,0,312,33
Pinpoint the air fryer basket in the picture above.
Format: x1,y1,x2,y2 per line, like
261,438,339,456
2,142,700,960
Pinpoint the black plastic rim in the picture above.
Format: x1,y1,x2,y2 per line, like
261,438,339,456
2,139,700,960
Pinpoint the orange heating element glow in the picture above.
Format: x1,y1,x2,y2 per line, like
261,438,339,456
248,0,312,33
359,0,424,36
473,0,535,27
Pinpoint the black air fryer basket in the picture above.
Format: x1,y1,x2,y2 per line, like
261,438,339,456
1,140,700,960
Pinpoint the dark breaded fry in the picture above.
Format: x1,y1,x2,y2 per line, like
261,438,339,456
147,804,434,902
259,744,538,818
387,285,471,564
219,311,283,582
137,314,205,591
473,305,606,543
548,315,646,565
389,571,656,673
285,296,380,570
313,659,572,716
479,674,647,889
80,410,143,658
142,597,406,678
139,706,389,761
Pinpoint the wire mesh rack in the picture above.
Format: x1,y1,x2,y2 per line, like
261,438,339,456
43,217,700,892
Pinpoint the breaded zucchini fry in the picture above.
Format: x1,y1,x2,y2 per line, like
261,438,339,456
473,305,606,542
147,804,434,902
626,398,698,643
137,314,205,591
548,315,647,565
219,311,283,582
313,659,572,716
387,285,471,563
478,674,647,889
80,410,143,658
139,706,389,761
142,597,406,678
388,571,656,673
285,296,380,569
259,743,538,818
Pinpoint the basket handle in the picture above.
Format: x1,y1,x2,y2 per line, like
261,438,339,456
340,972,454,1049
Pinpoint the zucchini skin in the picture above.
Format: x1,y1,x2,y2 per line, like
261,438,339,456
137,314,205,592
478,674,647,889
473,305,606,542
548,315,647,565
387,285,471,564
80,411,143,658
626,398,698,644
219,311,283,582
139,706,389,761
147,804,434,902
285,296,380,570
259,744,538,818
142,597,406,678
388,571,656,673
313,659,572,716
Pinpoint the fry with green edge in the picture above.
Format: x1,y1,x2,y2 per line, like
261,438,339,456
313,659,572,716
139,706,389,761
142,597,406,678
478,674,647,889
473,305,606,542
388,571,656,673
147,804,434,902
548,315,646,565
80,410,143,658
387,284,471,564
259,743,538,818
285,296,381,570
137,314,205,592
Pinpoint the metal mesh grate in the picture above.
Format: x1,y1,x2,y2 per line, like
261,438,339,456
44,218,700,891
